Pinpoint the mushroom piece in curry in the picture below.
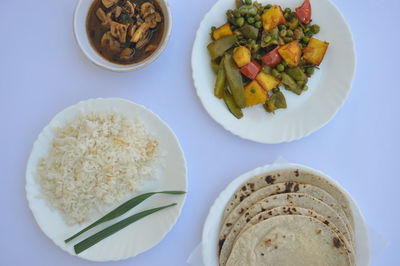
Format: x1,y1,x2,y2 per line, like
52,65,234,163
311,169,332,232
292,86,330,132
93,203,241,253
86,0,164,65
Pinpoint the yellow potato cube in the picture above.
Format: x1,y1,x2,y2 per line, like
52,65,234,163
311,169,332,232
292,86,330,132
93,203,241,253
303,38,329,66
233,46,251,68
278,40,302,67
244,80,268,107
255,72,281,92
212,23,233,40
261,5,286,31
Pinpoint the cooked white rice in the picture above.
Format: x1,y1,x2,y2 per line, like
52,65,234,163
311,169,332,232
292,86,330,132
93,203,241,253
35,111,159,225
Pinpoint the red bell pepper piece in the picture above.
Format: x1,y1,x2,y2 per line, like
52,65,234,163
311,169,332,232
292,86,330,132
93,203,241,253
296,0,312,24
240,60,261,79
261,47,282,67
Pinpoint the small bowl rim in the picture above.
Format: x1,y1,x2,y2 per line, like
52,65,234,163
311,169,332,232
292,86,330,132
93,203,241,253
73,0,172,72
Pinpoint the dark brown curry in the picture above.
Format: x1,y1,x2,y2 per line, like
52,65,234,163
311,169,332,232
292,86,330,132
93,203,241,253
86,0,164,65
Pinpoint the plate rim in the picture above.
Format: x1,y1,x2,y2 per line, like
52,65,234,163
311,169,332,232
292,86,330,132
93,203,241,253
201,162,370,266
191,0,357,144
25,97,188,261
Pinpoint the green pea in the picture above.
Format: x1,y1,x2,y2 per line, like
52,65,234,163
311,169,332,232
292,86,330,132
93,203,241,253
283,36,293,43
251,88,256,93
272,69,280,77
265,4,272,9
233,10,241,18
255,14,261,21
278,24,286,31
254,21,262,28
247,16,255,24
306,67,315,75
286,29,293,37
311,24,320,34
280,29,287,37
277,64,285,72
284,8,291,13
245,0,252,5
211,26,216,31
281,60,287,67
264,35,272,43
305,30,313,37
302,36,310,43
236,17,245,27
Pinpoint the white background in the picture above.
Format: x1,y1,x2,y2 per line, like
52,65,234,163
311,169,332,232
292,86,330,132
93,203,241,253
1,0,399,265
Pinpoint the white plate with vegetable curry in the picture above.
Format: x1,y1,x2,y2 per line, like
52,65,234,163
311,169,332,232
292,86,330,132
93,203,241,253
192,0,356,144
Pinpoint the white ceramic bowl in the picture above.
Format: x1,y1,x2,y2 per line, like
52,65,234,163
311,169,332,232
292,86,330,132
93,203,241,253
73,0,172,72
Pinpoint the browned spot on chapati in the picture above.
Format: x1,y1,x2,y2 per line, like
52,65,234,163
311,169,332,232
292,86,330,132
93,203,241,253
265,175,275,184
294,169,299,176
242,186,247,191
294,183,299,192
323,220,329,225
333,237,341,248
316,229,322,235
226,223,232,227
263,239,271,247
285,182,293,192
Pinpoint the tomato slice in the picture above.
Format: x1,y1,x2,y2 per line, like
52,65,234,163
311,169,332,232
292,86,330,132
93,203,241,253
261,47,282,67
296,0,312,24
240,60,261,80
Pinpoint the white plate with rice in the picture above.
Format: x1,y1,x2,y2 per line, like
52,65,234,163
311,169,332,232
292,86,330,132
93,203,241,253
25,98,187,261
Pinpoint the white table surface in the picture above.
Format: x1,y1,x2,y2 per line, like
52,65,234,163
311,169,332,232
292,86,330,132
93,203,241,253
1,0,399,265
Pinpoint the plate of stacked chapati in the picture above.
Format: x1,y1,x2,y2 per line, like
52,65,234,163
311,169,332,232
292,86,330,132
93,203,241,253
202,163,369,266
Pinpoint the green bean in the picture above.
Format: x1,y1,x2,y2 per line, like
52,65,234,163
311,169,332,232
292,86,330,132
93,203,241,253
305,30,313,37
311,24,320,34
236,17,245,27
223,88,243,119
265,90,287,113
207,35,237,60
214,58,226,99
239,24,259,39
238,5,257,16
286,67,307,81
211,60,219,74
223,54,246,108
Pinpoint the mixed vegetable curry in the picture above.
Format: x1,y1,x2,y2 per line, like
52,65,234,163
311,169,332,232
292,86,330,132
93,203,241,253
208,0,329,119
87,0,164,65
